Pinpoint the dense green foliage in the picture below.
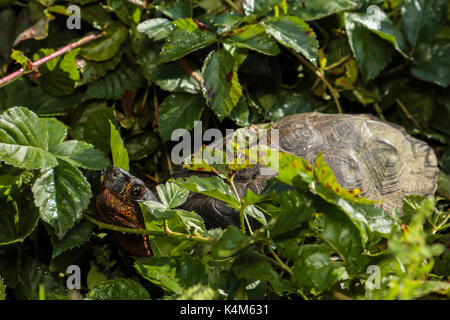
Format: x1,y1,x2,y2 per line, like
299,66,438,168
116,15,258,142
0,0,449,300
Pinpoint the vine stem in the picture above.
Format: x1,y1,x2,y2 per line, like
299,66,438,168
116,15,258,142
396,98,423,132
0,32,103,88
267,243,293,276
177,59,203,83
84,215,215,243
223,0,243,14
228,174,248,234
290,50,343,114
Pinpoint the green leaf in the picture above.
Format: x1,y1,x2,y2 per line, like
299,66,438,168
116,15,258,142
109,120,129,172
270,190,314,238
159,18,216,64
201,50,243,120
0,9,16,62
143,212,197,256
261,16,319,65
174,176,239,209
232,249,288,294
157,93,204,141
402,0,447,47
125,131,160,161
344,10,409,57
86,278,150,300
177,284,218,300
174,209,206,235
106,0,142,26
222,24,280,56
0,277,5,300
156,0,192,20
41,118,67,149
86,262,108,291
79,3,114,29
156,182,189,209
242,0,283,18
287,0,357,21
411,42,450,87
140,200,177,220
344,13,393,81
0,191,39,245
77,51,123,86
33,48,81,96
80,22,128,62
10,49,31,68
15,255,66,300
71,107,117,154
0,107,58,170
137,18,173,41
32,160,92,239
211,226,246,258
320,201,365,272
214,12,243,34
84,62,142,101
265,92,319,121
155,63,202,94
13,18,51,46
134,256,208,295
47,221,94,258
292,244,348,293
228,96,250,126
51,140,110,170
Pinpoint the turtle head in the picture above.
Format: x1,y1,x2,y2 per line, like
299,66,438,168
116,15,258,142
96,166,158,228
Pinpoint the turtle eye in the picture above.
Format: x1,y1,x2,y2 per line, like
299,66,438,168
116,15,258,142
131,185,143,197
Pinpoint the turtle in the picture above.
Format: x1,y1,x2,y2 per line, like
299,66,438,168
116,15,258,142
96,112,439,255
96,166,157,256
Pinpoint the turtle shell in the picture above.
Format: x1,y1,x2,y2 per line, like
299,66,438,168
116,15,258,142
268,113,438,213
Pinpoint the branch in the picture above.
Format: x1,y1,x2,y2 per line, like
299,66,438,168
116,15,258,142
396,98,423,132
84,214,215,243
290,50,343,114
177,59,203,83
0,33,103,88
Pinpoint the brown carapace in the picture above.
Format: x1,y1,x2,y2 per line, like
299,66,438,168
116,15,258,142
96,166,158,257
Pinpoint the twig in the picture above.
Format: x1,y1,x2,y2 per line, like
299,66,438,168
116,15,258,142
290,50,343,114
228,174,247,234
84,214,215,243
0,33,103,88
177,59,203,83
152,85,159,128
223,0,243,14
152,88,174,175
396,98,423,132
267,244,293,276
373,102,386,121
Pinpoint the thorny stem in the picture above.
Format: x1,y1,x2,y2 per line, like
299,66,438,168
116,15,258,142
0,33,103,88
84,214,215,243
290,50,343,114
